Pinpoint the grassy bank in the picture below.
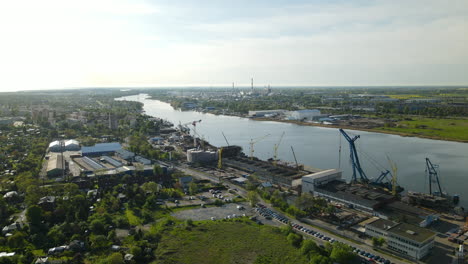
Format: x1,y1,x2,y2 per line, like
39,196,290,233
154,221,309,264
376,117,468,142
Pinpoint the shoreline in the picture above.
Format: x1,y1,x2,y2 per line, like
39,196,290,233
251,117,468,143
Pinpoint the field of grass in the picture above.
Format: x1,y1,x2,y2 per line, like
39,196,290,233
377,117,468,142
153,221,309,264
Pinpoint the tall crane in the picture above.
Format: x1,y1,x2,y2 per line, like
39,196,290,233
339,129,369,183
291,146,299,171
273,132,285,166
387,155,398,196
426,158,443,196
182,120,202,147
222,132,230,146
249,134,270,160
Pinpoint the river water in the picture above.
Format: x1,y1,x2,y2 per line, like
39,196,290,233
117,94,468,207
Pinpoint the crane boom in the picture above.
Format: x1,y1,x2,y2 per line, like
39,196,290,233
291,146,299,171
222,132,230,146
273,132,285,166
339,129,369,183
386,155,398,196
426,158,443,196
249,134,270,160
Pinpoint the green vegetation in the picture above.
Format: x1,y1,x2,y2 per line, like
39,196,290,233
155,220,309,264
377,117,468,141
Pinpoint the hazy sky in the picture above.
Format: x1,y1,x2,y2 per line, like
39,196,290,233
0,0,467,91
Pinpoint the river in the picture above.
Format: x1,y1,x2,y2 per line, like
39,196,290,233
117,94,468,208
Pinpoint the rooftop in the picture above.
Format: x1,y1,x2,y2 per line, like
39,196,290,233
388,222,436,243
366,218,398,231
81,142,122,155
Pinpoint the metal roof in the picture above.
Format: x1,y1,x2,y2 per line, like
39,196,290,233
81,142,122,155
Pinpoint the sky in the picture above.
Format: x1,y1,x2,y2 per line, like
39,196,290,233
0,0,467,91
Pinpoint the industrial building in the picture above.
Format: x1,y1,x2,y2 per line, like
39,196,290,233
187,149,218,163
224,156,311,188
116,149,135,160
81,142,122,156
47,154,65,177
387,223,435,260
365,218,436,260
248,110,287,117
49,139,81,152
302,169,342,193
302,169,395,213
135,156,152,165
287,109,321,121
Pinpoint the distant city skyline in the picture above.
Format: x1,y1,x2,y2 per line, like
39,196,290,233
0,0,467,92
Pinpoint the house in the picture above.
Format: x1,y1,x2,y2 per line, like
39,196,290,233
35,257,49,264
179,176,193,188
2,223,20,235
38,196,56,211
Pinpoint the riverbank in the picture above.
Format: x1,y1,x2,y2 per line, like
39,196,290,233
251,117,468,143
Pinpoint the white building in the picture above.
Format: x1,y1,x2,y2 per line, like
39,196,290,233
287,109,321,120
248,109,287,117
366,220,436,260
302,169,342,194
64,140,80,151
48,141,61,152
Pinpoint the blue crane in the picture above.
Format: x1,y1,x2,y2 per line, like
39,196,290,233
339,129,369,183
426,158,443,196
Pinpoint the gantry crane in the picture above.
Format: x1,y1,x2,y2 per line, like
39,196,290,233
249,134,270,160
273,132,285,166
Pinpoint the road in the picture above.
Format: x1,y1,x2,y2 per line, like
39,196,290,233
173,163,412,264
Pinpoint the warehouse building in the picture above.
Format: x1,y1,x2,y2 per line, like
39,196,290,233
248,110,287,117
302,169,342,194
81,142,122,156
287,109,321,121
47,154,65,177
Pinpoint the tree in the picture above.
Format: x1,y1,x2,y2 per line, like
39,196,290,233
301,240,320,257
309,255,332,264
247,191,259,207
330,243,358,264
189,182,198,195
141,182,160,194
372,237,385,247
106,252,124,264
287,232,303,248
90,219,106,235
26,205,43,226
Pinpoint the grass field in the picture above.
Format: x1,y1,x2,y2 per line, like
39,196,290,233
377,117,468,142
153,221,309,264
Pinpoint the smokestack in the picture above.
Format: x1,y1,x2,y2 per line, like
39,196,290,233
251,78,253,91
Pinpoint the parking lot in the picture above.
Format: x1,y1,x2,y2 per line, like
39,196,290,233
172,202,252,221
